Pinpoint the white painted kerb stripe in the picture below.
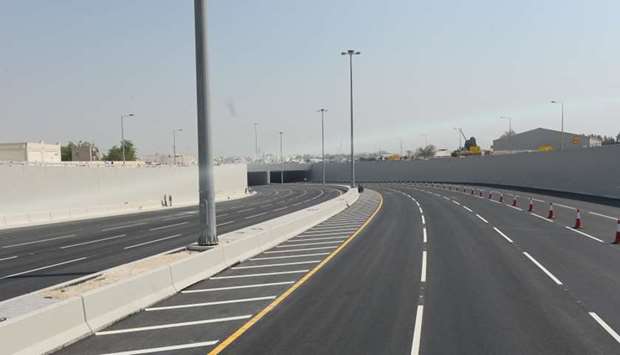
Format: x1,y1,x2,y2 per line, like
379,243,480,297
182,281,295,293
100,340,219,355
96,315,251,335
232,261,320,269
145,296,276,311
210,270,308,279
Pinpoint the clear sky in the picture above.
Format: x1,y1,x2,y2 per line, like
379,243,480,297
1,0,619,157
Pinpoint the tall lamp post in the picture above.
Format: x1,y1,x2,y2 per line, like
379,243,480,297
317,108,327,184
453,128,461,150
253,122,259,161
194,0,217,246
120,113,135,165
500,116,512,153
172,128,183,165
341,49,360,188
550,100,565,151
279,131,284,184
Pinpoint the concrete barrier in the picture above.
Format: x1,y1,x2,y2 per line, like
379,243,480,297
0,297,89,355
0,186,358,354
82,265,176,331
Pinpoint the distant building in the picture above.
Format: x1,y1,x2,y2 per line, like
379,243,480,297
142,153,197,166
71,142,101,161
0,142,61,163
492,128,601,152
434,149,451,158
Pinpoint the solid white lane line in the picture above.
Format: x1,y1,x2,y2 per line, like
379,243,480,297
217,221,235,226
2,234,77,248
410,305,424,355
145,296,276,311
60,234,126,249
263,246,337,254
101,222,146,232
96,315,251,335
423,227,427,244
493,227,514,243
218,213,230,217
1,257,87,279
244,212,268,219
182,281,295,293
530,213,553,223
421,215,426,225
554,203,576,210
462,206,473,213
149,222,188,231
291,236,347,242
100,340,219,355
418,207,423,214
210,270,308,280
564,226,604,243
589,312,620,344
420,251,427,282
232,261,320,269
0,255,18,262
589,211,617,221
523,252,563,285
273,207,287,212
277,241,342,248
250,253,330,261
237,208,254,213
476,214,488,224
124,233,182,250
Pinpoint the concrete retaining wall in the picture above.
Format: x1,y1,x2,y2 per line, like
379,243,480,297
310,145,620,199
0,164,248,227
0,186,359,354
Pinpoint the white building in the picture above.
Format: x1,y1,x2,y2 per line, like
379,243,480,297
0,142,61,163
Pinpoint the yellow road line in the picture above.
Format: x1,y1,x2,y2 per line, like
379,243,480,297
208,194,384,355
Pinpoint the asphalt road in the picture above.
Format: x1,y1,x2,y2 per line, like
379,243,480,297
51,183,620,354
0,184,343,302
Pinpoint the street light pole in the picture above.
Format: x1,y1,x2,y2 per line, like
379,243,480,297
120,113,135,165
500,116,512,153
172,128,183,165
194,0,217,246
279,131,284,184
317,109,327,184
551,100,565,151
341,49,360,188
453,128,461,150
253,122,259,161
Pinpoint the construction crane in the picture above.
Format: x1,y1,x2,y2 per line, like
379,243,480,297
456,128,481,155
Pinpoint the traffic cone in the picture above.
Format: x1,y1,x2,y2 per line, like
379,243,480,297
471,189,474,195
499,193,504,203
528,197,533,212
613,218,620,244
573,209,582,229
512,196,518,207
480,190,483,197
547,203,554,219
488,192,492,199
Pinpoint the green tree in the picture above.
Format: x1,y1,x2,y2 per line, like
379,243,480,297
415,145,436,159
104,140,137,161
61,142,76,161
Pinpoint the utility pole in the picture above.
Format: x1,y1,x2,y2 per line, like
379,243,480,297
279,131,284,184
500,116,512,153
194,0,217,246
120,113,135,165
341,49,361,188
253,122,259,161
551,100,565,151
318,109,327,184
172,128,182,165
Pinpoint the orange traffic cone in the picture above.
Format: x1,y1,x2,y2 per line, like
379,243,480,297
613,218,620,244
528,197,533,212
574,209,582,229
512,196,518,207
547,203,555,219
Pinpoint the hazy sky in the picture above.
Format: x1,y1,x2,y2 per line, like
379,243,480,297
2,0,619,157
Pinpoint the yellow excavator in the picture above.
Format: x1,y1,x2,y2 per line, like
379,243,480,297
457,129,481,156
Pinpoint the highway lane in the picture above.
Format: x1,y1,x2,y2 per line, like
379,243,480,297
0,184,343,301
55,189,382,355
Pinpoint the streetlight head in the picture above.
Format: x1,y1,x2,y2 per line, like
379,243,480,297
341,51,347,55
550,100,558,104
355,51,361,55
128,113,135,117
